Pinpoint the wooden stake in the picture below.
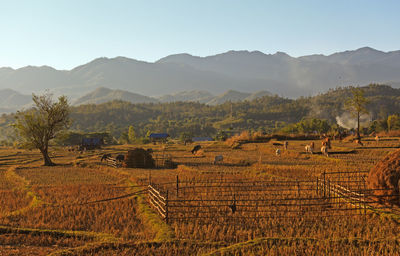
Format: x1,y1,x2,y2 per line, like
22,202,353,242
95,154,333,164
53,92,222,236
166,190,169,224
176,175,179,197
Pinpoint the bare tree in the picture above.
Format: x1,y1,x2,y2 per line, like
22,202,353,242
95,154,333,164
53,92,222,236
13,93,70,166
345,88,369,140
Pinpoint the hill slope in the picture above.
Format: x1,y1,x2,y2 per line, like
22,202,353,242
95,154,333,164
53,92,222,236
0,89,32,113
158,90,214,103
73,87,159,105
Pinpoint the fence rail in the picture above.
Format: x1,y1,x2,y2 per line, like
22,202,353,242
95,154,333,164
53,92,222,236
146,172,400,224
148,184,168,221
105,157,118,168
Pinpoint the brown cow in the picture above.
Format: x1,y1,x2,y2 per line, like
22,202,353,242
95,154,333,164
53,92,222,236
354,139,364,146
322,137,331,149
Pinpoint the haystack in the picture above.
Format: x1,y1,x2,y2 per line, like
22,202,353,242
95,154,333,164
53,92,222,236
367,149,400,204
123,148,155,168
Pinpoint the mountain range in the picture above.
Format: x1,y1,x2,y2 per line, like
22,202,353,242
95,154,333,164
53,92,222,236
0,87,273,113
72,88,272,106
0,47,400,112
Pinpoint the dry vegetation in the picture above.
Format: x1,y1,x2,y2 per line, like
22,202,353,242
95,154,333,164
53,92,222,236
0,136,400,255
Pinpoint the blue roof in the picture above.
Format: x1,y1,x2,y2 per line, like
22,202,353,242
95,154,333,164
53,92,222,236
82,138,102,145
149,133,169,139
192,137,214,142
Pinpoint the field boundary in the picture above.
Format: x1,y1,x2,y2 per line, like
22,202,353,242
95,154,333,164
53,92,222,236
201,236,400,256
1,166,44,218
146,171,400,223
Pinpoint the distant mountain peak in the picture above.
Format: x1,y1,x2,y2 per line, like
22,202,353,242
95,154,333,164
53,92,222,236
93,86,112,93
79,56,144,67
274,51,290,56
355,46,382,53
0,46,400,108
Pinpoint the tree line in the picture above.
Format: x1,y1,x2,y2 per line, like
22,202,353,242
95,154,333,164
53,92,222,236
1,84,400,148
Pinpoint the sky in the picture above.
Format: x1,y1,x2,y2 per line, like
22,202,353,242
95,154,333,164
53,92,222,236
0,0,399,70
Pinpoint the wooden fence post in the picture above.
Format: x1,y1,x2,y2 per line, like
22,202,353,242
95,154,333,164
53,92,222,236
176,175,179,197
147,184,150,204
327,179,330,201
363,176,367,220
149,170,152,185
165,190,169,224
323,171,326,198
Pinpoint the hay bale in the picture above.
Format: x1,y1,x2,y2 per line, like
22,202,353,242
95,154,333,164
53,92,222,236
367,149,400,204
123,148,155,168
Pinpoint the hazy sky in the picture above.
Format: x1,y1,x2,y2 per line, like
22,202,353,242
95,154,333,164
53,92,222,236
1,0,399,70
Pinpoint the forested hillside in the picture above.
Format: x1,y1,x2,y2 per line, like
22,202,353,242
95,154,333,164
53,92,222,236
1,84,399,144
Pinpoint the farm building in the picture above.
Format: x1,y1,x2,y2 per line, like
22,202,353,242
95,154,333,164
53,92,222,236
192,137,214,142
80,137,103,150
149,133,169,143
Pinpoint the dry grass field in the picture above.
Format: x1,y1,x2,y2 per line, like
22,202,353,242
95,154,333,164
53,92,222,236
1,137,400,255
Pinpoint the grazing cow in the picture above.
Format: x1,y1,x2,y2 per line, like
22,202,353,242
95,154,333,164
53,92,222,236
321,146,329,157
275,149,281,156
116,154,125,162
305,145,313,154
322,138,331,149
229,201,236,214
214,155,223,165
191,145,202,155
101,153,112,162
284,141,288,150
354,139,364,146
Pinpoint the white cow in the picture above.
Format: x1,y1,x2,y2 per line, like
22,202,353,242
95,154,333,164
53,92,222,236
214,155,224,165
275,149,281,156
305,145,313,154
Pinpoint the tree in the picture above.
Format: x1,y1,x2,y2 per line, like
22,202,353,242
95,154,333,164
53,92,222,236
179,132,192,145
345,88,369,139
119,132,129,144
387,114,400,132
13,93,70,166
128,125,136,143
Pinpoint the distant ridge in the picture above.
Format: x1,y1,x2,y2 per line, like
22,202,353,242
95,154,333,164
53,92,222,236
0,47,400,101
206,90,251,105
0,89,32,113
73,88,273,107
158,90,214,103
73,87,159,105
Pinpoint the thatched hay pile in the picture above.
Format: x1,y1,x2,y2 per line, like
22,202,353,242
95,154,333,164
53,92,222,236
367,149,400,204
123,148,155,168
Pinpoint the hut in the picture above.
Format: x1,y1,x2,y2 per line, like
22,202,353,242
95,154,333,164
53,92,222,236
149,133,169,144
123,148,155,168
367,149,400,204
79,137,103,150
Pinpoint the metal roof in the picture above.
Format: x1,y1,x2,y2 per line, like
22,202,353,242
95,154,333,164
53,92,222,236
149,133,169,139
192,137,214,141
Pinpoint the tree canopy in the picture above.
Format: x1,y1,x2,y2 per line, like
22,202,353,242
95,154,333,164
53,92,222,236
13,93,70,166
0,84,399,146
345,88,370,139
